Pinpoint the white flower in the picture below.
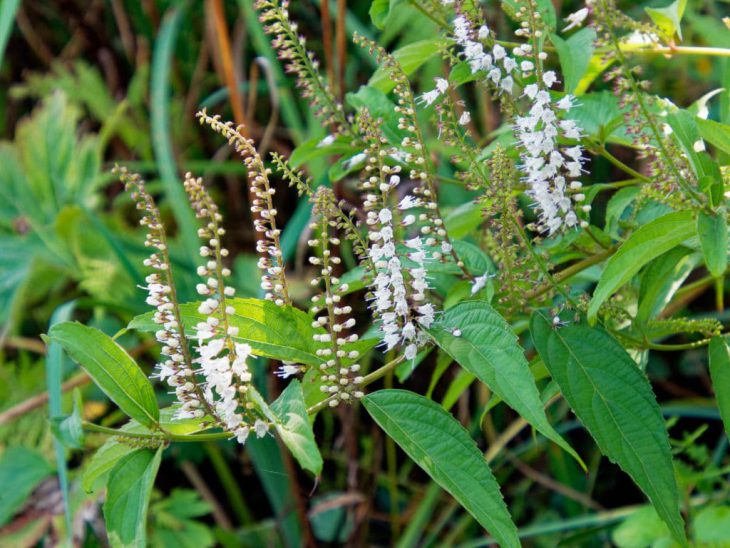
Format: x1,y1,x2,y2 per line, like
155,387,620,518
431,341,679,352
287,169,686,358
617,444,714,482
542,71,558,88
564,8,589,31
435,77,449,93
275,363,302,378
317,134,336,147
399,196,422,210
471,271,491,295
343,152,367,170
419,89,441,106
693,139,706,152
254,419,269,438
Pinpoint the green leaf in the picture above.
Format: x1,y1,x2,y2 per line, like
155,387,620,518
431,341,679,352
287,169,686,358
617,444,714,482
429,301,584,469
270,381,323,475
104,447,163,548
551,28,596,94
362,390,519,546
587,210,696,323
645,0,687,41
696,117,730,156
666,109,723,205
0,447,53,527
130,298,324,367
0,0,19,71
50,388,85,449
708,337,730,439
637,247,696,324
697,211,728,278
530,313,686,544
368,39,441,94
369,0,390,29
49,322,160,427
82,409,203,494
151,6,200,262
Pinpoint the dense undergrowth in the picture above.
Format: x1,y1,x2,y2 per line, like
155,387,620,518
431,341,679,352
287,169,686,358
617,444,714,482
1,1,730,546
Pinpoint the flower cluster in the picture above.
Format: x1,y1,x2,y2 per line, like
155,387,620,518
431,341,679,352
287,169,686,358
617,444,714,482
197,109,290,305
448,6,589,233
359,113,435,360
115,166,207,421
306,188,365,406
353,34,464,273
184,172,269,445
255,0,351,135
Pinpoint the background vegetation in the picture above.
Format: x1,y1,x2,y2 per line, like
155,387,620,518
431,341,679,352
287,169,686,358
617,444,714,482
1,0,729,546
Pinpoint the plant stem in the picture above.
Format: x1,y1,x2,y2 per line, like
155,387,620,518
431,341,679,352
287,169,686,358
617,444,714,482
525,248,616,300
205,442,255,525
596,146,649,182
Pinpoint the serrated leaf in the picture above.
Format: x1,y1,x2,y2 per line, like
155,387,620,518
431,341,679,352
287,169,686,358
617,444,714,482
697,211,728,278
709,337,730,439
587,210,695,323
530,313,686,544
104,447,163,548
129,298,324,367
551,28,596,94
429,301,584,469
368,39,441,94
362,390,519,546
269,381,323,475
49,322,160,427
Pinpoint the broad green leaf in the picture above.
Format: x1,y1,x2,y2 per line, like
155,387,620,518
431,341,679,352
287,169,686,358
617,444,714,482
697,211,728,278
104,447,163,548
347,85,404,144
645,0,687,40
270,381,323,475
0,0,19,71
551,28,596,94
368,39,441,94
694,505,730,543
612,506,671,548
0,447,52,527
362,390,519,546
637,247,697,324
129,298,324,367
530,313,686,544
587,210,695,323
429,301,584,469
708,337,730,439
49,322,160,427
696,117,730,156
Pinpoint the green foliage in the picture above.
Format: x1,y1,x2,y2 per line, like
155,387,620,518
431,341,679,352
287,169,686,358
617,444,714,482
429,301,584,469
0,447,52,526
104,447,163,548
48,322,160,428
531,313,686,543
363,390,519,546
588,210,697,323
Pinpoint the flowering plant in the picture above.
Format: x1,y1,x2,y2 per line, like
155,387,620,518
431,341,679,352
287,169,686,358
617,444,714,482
43,0,730,545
